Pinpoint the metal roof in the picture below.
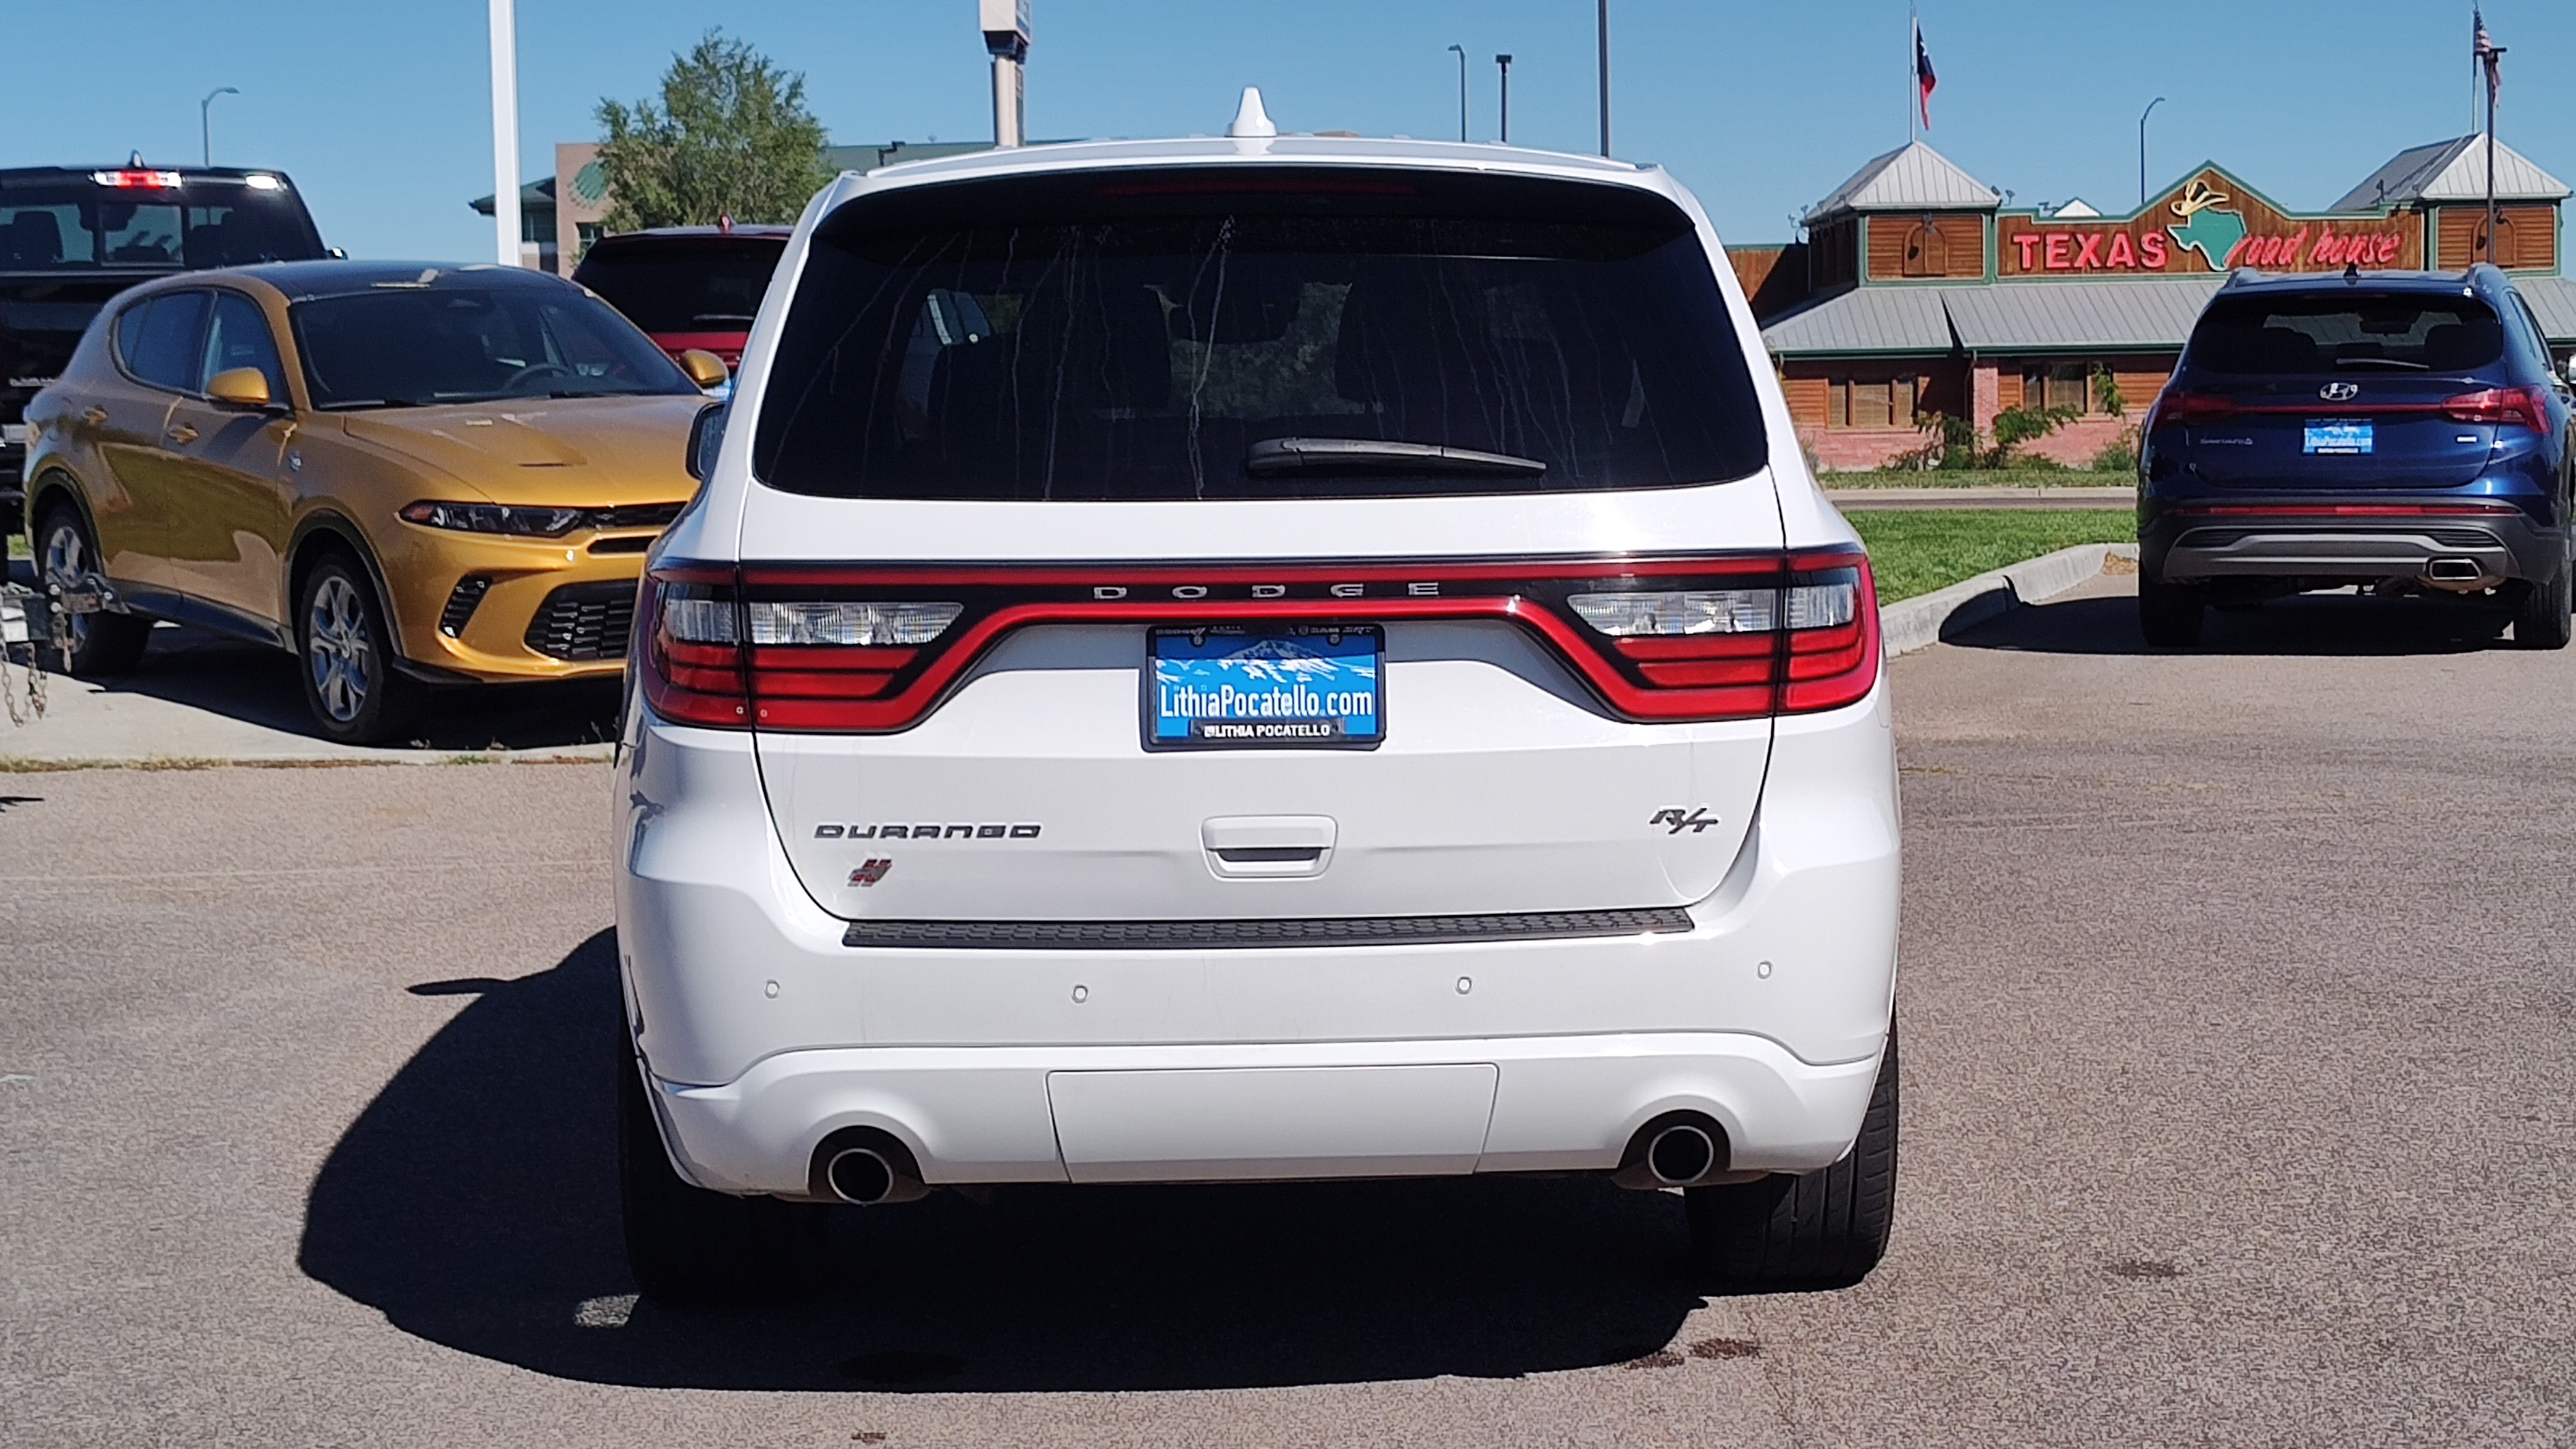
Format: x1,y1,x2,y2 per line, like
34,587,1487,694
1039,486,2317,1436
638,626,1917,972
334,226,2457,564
1762,277,2227,357
1806,142,1999,222
2512,275,2576,341
2331,135,2571,210
1758,284,1956,355
1944,278,2226,352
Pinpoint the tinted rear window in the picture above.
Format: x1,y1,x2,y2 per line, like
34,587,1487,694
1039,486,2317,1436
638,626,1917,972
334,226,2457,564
2189,293,2504,375
0,176,324,270
752,168,1767,501
574,238,784,333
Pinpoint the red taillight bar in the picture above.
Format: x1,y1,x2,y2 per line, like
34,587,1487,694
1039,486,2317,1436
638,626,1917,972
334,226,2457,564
2152,386,2554,434
2166,502,2523,517
638,550,1882,734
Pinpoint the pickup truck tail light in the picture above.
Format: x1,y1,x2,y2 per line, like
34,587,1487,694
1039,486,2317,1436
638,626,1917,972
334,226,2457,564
636,549,1880,733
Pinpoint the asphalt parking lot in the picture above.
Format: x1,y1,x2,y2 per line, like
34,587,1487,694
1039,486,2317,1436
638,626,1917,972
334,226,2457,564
4,572,2571,1448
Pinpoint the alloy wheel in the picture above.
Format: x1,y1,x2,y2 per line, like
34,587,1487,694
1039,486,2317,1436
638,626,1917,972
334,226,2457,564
306,574,375,723
39,519,92,656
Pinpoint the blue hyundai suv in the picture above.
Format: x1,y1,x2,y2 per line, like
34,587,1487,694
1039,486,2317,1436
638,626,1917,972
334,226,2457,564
2138,264,2573,648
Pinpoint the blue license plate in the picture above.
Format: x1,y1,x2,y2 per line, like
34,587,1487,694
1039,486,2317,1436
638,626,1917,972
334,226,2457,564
1146,625,1383,748
2303,421,2373,455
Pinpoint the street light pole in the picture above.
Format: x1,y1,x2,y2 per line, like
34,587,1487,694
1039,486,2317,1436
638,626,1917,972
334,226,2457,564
1597,0,1611,157
487,0,521,268
1448,45,1467,142
980,0,1031,148
199,87,238,167
1496,54,1513,143
2138,96,2165,210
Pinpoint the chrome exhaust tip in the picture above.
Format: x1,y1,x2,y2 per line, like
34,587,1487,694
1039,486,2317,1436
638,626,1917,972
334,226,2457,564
2424,557,2491,589
814,1135,930,1205
1612,1114,1746,1189
1644,1123,1716,1185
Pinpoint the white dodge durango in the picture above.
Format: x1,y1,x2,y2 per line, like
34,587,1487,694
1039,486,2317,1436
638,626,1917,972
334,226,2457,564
614,115,1900,1303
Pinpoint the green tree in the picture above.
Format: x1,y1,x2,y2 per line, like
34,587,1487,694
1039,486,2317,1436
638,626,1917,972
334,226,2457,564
594,30,833,233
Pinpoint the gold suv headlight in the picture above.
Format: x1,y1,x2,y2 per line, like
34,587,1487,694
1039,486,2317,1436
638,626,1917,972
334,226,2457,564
400,501,588,536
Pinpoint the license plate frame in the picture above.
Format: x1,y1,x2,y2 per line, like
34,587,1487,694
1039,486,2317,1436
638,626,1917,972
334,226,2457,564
2302,419,2374,455
1143,623,1384,751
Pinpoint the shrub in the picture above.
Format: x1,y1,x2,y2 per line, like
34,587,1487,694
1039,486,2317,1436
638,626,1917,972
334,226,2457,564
2090,428,2139,475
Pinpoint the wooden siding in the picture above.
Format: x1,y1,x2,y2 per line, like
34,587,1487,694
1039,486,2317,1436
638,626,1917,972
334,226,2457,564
1865,214,1986,280
2006,360,2174,416
2434,204,2558,271
1807,219,1860,291
1728,243,1812,321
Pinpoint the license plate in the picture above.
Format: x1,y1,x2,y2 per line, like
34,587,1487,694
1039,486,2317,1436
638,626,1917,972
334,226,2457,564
1146,624,1383,749
2303,420,2373,455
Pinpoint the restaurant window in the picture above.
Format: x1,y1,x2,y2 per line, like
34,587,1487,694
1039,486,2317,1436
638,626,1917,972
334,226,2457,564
2023,363,2094,414
1825,375,1919,428
1901,221,1948,278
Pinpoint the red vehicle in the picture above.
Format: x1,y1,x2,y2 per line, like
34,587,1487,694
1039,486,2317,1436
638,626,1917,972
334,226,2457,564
570,224,789,371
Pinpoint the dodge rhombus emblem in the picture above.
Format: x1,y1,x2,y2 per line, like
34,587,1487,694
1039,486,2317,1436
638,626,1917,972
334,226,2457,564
2319,381,2360,401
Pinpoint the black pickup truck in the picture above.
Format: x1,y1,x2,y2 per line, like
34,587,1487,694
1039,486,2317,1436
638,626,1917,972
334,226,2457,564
2,164,329,535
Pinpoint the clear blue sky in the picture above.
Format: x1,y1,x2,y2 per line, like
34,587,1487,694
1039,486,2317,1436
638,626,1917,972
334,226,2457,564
11,1,2573,259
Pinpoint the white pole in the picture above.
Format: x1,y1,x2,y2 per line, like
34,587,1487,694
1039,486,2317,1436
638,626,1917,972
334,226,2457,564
489,0,522,267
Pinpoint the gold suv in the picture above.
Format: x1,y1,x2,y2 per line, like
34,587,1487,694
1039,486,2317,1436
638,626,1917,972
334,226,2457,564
21,260,721,741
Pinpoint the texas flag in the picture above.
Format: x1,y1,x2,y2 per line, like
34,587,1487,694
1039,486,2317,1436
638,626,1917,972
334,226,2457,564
1914,19,1937,129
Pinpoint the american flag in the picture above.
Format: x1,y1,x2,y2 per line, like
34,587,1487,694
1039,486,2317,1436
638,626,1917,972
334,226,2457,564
2475,8,2503,95
1914,19,1936,129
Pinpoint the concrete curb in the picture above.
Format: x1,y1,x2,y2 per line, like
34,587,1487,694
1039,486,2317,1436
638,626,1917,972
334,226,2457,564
1880,542,2141,658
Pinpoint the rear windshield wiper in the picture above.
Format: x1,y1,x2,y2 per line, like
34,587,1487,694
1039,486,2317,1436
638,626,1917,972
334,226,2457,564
2334,357,2429,370
1246,436,1548,479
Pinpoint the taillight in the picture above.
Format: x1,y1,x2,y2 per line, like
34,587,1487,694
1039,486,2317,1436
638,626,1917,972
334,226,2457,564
1565,557,1877,718
636,552,1880,733
638,570,750,727
2150,390,2240,429
2443,385,2551,433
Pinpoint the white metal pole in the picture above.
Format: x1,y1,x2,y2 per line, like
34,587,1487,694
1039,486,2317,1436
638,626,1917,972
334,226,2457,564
489,0,522,267
992,54,1024,147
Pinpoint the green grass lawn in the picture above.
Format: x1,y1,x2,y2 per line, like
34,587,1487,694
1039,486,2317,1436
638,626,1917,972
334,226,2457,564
1822,468,2134,489
1850,509,2135,603
5,534,25,560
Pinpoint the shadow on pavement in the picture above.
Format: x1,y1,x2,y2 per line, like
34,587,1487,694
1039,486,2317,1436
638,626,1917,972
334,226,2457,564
96,623,621,752
1955,589,2518,657
298,931,1710,1391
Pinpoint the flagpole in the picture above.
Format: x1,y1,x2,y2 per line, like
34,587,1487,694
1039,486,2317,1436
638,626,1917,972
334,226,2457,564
2485,69,2497,265
1907,4,1918,143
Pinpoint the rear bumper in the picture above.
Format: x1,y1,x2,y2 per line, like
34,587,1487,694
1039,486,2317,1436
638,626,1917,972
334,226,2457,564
648,1032,1885,1193
613,679,1901,1193
2143,505,2562,589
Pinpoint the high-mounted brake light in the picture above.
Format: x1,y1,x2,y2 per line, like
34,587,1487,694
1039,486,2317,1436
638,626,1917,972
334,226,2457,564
2443,386,2551,434
91,169,182,190
636,552,1881,735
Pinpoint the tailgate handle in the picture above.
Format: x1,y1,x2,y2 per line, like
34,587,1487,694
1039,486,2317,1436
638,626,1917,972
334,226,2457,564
1201,815,1336,879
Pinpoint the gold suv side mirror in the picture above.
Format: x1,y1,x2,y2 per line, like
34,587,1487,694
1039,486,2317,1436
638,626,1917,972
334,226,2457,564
676,348,730,389
206,367,274,409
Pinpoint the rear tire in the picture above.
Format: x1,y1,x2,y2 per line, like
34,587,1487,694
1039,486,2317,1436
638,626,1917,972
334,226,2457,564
2512,560,2573,650
34,504,150,677
1687,1028,1897,1292
619,1026,824,1306
294,554,425,743
2138,574,2205,648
